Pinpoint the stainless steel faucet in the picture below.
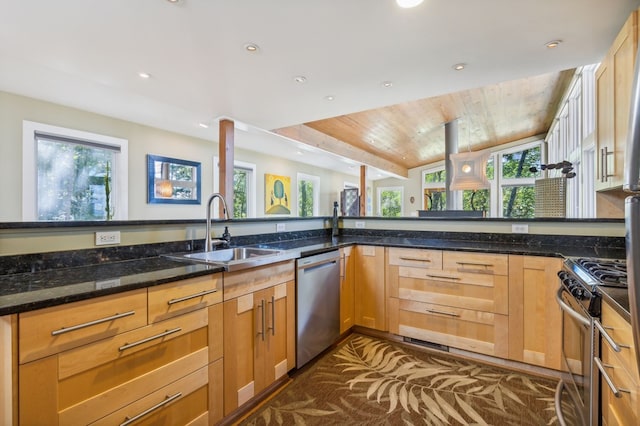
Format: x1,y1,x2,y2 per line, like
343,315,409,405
205,193,231,251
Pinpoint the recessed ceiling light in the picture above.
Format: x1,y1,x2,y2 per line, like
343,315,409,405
381,81,393,88
293,75,307,84
198,123,209,129
370,139,375,144
396,0,424,8
324,95,335,101
166,0,183,3
452,63,466,71
138,72,151,79
296,151,304,155
545,40,562,49
244,43,259,52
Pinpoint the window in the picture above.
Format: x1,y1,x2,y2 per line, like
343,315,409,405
214,158,256,218
377,186,403,217
499,143,541,218
297,173,320,217
422,167,447,211
22,121,128,221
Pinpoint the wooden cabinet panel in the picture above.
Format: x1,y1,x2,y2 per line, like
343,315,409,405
148,273,222,322
397,299,509,358
19,289,148,363
223,265,295,415
600,338,639,426
355,245,386,330
596,10,638,194
0,315,17,426
340,246,355,334
508,255,563,370
388,247,442,269
91,366,209,426
443,251,508,276
223,260,295,301
601,302,639,380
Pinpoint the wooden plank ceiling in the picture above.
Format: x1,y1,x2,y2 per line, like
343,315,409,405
274,69,575,177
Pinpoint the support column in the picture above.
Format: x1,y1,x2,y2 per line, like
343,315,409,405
444,120,458,210
219,119,234,218
360,165,366,216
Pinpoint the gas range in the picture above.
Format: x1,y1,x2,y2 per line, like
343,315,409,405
558,257,628,317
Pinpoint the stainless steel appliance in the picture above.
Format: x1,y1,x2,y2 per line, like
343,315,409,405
296,250,340,369
624,41,640,378
555,258,629,425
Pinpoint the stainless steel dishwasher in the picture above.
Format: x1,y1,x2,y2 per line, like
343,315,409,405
296,249,340,369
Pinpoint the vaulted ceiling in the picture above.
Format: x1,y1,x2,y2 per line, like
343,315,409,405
1,0,637,178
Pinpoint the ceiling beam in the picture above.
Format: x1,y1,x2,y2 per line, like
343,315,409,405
273,124,408,178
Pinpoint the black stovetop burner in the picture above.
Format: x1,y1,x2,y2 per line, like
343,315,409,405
575,258,627,287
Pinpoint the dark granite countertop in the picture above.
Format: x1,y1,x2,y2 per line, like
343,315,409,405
0,232,628,317
599,286,631,320
0,257,222,316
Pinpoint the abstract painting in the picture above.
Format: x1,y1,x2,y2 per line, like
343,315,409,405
265,173,291,215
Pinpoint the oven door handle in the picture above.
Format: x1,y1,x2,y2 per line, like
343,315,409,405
554,380,568,426
555,287,591,327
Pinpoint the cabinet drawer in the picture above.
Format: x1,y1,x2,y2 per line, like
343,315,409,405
223,261,295,300
19,288,148,363
601,303,639,380
91,366,210,426
148,273,222,323
443,251,508,276
601,341,639,425
397,299,508,357
398,274,508,314
388,247,442,269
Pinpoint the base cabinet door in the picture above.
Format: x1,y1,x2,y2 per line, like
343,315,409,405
354,245,386,331
223,280,295,415
508,255,563,369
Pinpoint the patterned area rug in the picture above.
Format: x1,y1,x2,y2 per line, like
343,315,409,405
240,334,559,425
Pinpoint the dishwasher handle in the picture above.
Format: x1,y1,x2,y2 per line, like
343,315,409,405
297,250,340,270
299,260,338,274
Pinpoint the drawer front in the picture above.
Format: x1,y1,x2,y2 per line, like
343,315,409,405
91,366,209,426
223,260,295,300
398,275,508,315
443,251,508,276
398,299,508,357
601,303,639,380
601,342,639,425
58,308,208,379
388,247,442,269
148,273,222,323
19,288,148,363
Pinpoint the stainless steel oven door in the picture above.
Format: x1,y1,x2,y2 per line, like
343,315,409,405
555,285,596,426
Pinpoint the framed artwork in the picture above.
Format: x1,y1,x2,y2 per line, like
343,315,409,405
265,173,291,215
147,154,201,204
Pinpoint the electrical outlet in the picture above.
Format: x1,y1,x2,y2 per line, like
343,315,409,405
276,223,286,232
511,224,529,234
95,231,121,245
355,221,365,229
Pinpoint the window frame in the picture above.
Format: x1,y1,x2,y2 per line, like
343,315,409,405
22,120,129,221
213,157,257,218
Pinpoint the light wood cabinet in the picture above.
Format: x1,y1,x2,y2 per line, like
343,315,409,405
387,247,509,358
222,261,295,415
18,273,224,425
340,246,355,334
1,315,17,426
508,255,563,370
595,10,637,193
354,245,386,331
600,302,639,425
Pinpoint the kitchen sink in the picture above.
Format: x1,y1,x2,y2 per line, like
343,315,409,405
166,247,293,271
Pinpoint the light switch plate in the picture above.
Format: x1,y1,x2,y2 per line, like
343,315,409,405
276,223,286,232
355,221,365,229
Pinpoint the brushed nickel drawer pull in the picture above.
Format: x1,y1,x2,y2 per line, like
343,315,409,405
267,295,276,336
425,308,459,317
119,327,182,352
594,357,630,398
456,261,493,267
599,323,631,349
257,299,266,341
120,392,182,426
425,274,461,281
399,256,432,262
167,288,218,305
595,320,622,352
51,311,136,336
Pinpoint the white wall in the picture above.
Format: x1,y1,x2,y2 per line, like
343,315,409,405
0,91,356,221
